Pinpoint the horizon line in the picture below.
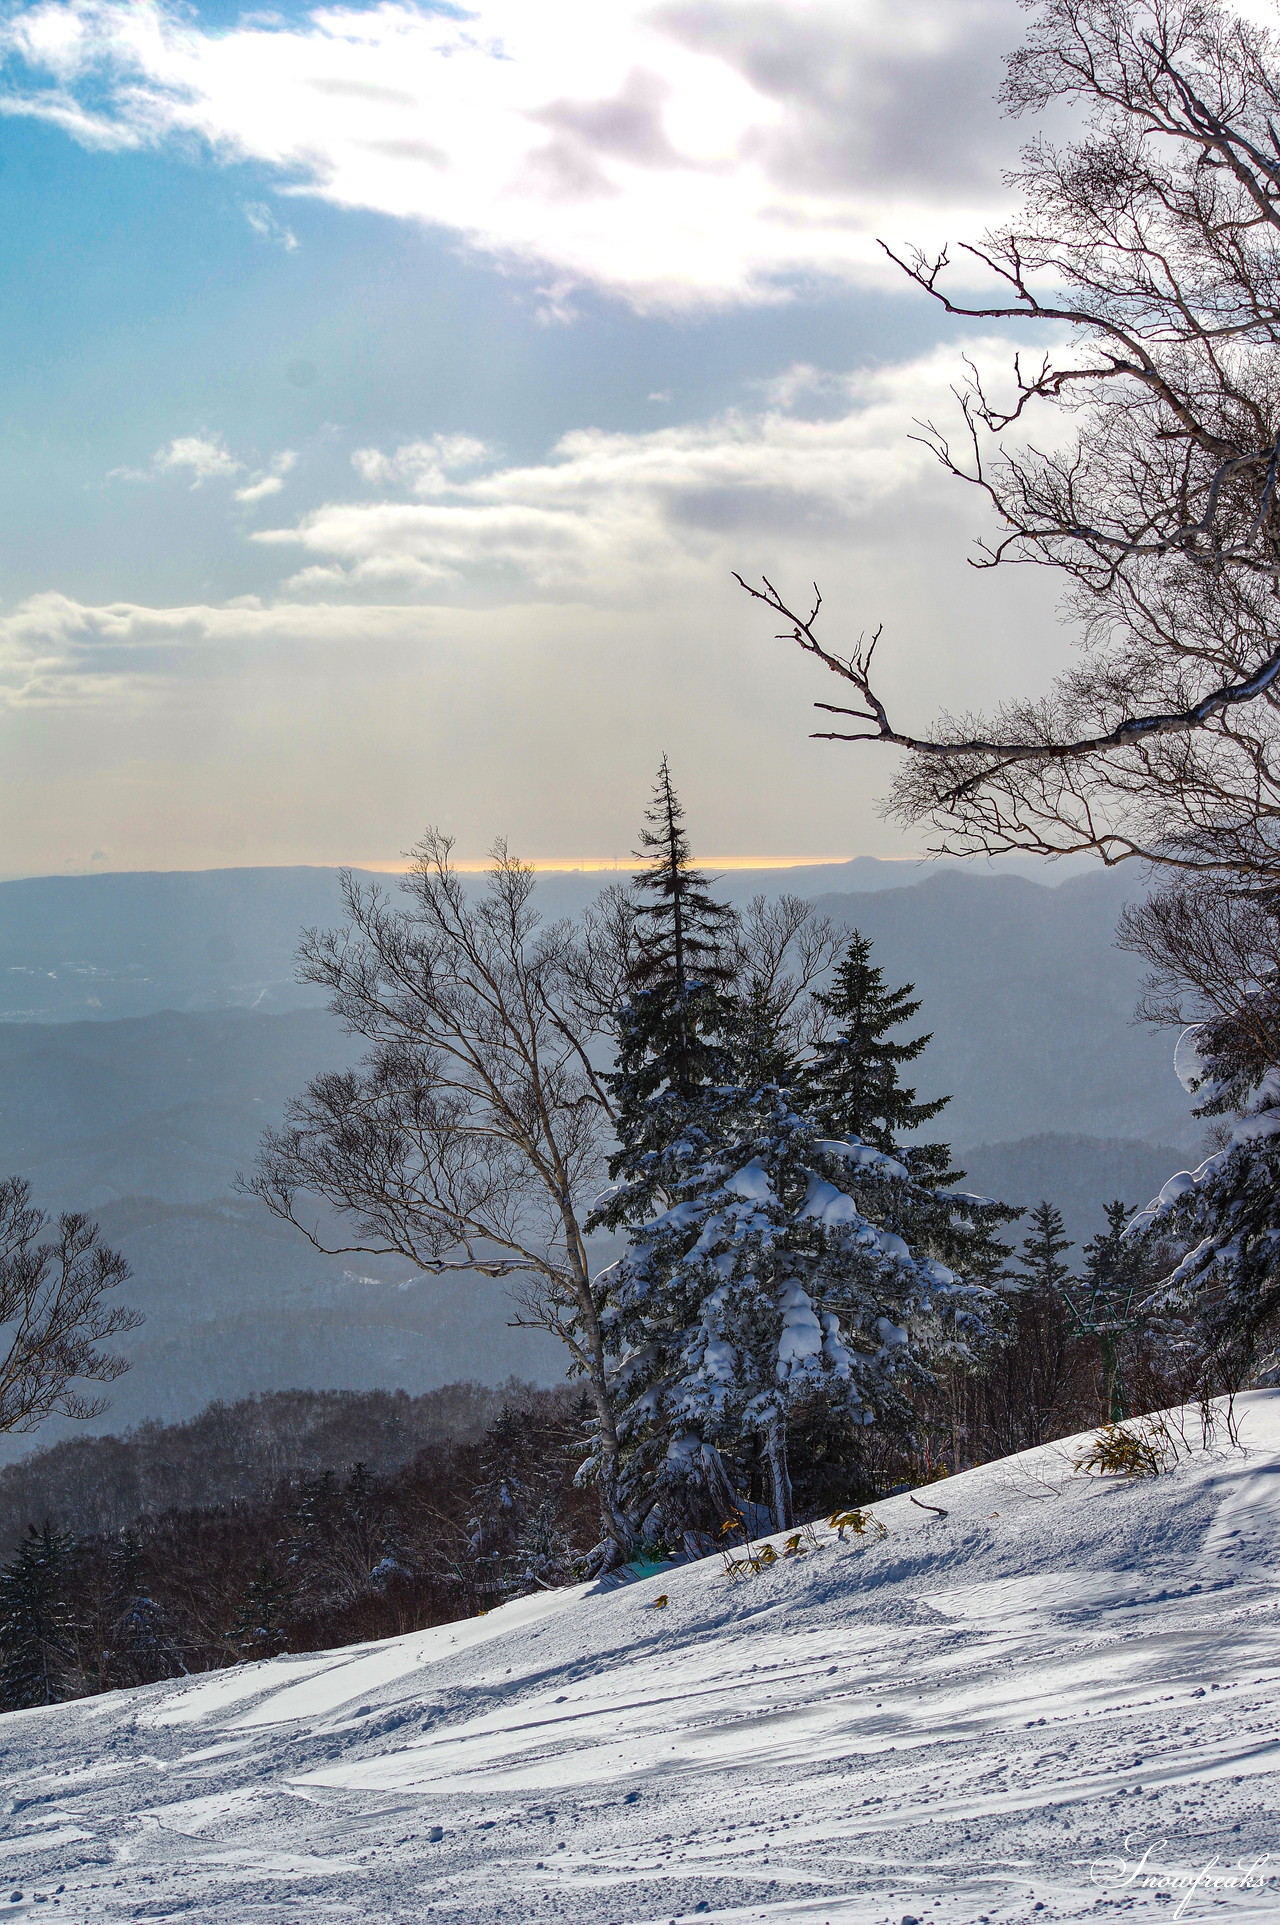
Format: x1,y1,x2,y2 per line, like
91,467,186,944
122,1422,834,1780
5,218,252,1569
354,854,923,877
0,852,931,883
358,853,923,874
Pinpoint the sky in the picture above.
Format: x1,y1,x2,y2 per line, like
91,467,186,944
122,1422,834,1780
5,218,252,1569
0,0,1086,875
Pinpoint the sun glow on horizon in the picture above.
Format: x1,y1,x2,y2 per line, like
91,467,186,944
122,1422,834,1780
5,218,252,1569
352,854,919,874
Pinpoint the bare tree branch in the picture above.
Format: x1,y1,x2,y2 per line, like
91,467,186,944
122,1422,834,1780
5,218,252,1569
735,571,1280,788
739,0,1280,877
0,1180,139,1432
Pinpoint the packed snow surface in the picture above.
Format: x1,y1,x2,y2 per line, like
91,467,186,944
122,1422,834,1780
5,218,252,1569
3,1396,1280,1922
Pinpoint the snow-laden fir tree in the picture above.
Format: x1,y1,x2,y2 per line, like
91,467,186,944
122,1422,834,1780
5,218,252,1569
601,1089,998,1536
104,1530,181,1688
1132,994,1280,1383
227,1561,292,1658
593,782,1008,1541
469,1400,586,1599
0,1522,74,1709
588,760,743,1538
513,1499,577,1592
802,930,1016,1288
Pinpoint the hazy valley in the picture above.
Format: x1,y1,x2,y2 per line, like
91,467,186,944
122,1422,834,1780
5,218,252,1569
0,859,1199,1457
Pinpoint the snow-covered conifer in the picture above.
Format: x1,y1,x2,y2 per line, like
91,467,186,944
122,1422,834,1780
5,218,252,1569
602,1091,998,1537
227,1561,292,1658
595,797,1010,1543
105,1530,180,1687
513,1499,576,1592
802,931,1015,1287
1132,1000,1280,1380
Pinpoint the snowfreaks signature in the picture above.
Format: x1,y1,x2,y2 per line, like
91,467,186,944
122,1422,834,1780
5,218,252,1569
1091,1838,1276,1917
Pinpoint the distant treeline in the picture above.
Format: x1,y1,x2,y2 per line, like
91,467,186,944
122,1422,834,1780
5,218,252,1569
0,1381,525,1553
0,1382,600,1707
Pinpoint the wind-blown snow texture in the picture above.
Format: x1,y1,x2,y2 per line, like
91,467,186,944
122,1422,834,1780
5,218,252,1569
4,1397,1280,1921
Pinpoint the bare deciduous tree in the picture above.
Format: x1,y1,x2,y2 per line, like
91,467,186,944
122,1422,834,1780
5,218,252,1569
730,894,842,1058
1121,877,1280,1026
0,1179,138,1431
243,834,637,1560
742,0,1280,881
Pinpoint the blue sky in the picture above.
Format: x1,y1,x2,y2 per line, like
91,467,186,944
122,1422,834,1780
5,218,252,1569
0,0,1072,875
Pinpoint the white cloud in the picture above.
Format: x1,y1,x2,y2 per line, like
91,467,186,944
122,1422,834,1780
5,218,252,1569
0,590,229,704
0,588,442,706
154,434,242,485
258,340,1018,599
234,474,285,504
0,0,1029,309
752,362,854,408
234,449,298,505
109,436,295,496
8,340,1072,749
351,435,490,494
0,335,1080,873
243,199,299,251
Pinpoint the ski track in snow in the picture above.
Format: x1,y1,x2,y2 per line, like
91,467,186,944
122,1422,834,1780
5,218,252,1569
2,1397,1280,1922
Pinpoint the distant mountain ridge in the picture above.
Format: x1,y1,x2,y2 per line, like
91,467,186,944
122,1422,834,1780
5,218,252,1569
0,856,1094,1024
0,1382,515,1553
810,867,1196,1148
0,860,1198,1154
957,1134,1193,1247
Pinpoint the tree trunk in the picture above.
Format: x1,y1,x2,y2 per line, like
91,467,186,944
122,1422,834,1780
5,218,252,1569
1100,1333,1124,1425
566,1254,639,1565
764,1418,793,1533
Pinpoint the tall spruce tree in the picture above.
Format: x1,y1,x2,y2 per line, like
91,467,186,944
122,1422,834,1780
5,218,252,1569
974,1200,1081,1457
802,931,1015,1286
804,933,947,1151
228,1561,292,1659
592,758,739,1233
0,1522,74,1709
589,761,743,1540
1069,1201,1147,1423
1019,1203,1073,1294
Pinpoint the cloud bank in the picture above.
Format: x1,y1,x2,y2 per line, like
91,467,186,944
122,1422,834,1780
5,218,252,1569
0,337,1060,700
265,342,1016,597
0,0,1027,308
0,338,1072,870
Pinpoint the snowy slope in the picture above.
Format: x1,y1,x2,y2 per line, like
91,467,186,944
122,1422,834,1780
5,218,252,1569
4,1397,1280,1923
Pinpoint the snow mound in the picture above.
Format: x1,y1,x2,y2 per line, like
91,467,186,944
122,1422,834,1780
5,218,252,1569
4,1396,1280,1921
